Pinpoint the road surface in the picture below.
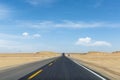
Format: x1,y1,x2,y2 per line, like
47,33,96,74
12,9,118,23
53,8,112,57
18,56,108,80
0,57,58,80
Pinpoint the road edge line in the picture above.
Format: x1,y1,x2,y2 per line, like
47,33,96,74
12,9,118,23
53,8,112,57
72,59,107,80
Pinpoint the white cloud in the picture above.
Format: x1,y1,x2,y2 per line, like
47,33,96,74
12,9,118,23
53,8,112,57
76,37,91,44
22,32,29,37
76,37,111,47
26,0,56,6
22,32,41,38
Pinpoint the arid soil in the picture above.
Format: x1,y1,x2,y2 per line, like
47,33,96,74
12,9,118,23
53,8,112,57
0,51,60,70
70,52,120,80
1,51,120,79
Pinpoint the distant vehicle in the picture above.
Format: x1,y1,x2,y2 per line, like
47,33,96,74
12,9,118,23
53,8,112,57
62,53,65,56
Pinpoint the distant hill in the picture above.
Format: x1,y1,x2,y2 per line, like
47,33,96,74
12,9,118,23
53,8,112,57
87,51,110,55
0,51,60,57
112,51,120,53
35,51,59,55
32,51,60,57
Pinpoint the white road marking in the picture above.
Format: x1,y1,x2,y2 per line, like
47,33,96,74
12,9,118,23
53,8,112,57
73,60,107,80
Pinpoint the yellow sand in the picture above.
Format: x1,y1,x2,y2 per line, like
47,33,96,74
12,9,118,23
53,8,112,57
0,51,60,70
70,52,120,80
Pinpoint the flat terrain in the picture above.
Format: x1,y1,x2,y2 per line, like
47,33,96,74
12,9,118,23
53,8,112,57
0,51,119,80
0,56,107,80
0,51,60,70
0,57,57,80
70,52,120,80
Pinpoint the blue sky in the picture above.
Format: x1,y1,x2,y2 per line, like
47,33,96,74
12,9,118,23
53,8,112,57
0,0,120,53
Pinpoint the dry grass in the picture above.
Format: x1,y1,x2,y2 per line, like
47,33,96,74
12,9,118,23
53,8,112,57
0,51,60,70
70,52,120,80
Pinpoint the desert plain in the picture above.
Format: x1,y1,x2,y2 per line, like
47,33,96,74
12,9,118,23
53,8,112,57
0,51,60,70
0,51,120,80
70,51,120,80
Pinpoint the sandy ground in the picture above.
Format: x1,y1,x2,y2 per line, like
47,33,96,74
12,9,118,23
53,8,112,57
1,51,120,79
0,51,60,70
70,52,120,80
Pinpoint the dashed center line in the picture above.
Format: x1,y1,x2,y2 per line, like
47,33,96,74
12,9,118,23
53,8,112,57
49,63,53,66
27,60,57,80
28,69,43,80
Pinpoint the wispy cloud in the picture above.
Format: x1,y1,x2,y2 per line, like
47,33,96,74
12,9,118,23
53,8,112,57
0,33,21,40
0,5,12,19
18,20,120,29
33,34,41,38
0,39,19,49
76,37,111,47
0,39,40,52
0,32,41,40
0,33,41,52
2,20,119,32
26,0,57,6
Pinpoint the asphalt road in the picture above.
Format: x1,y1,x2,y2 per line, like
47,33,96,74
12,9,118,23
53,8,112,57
0,57,58,80
18,56,108,80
